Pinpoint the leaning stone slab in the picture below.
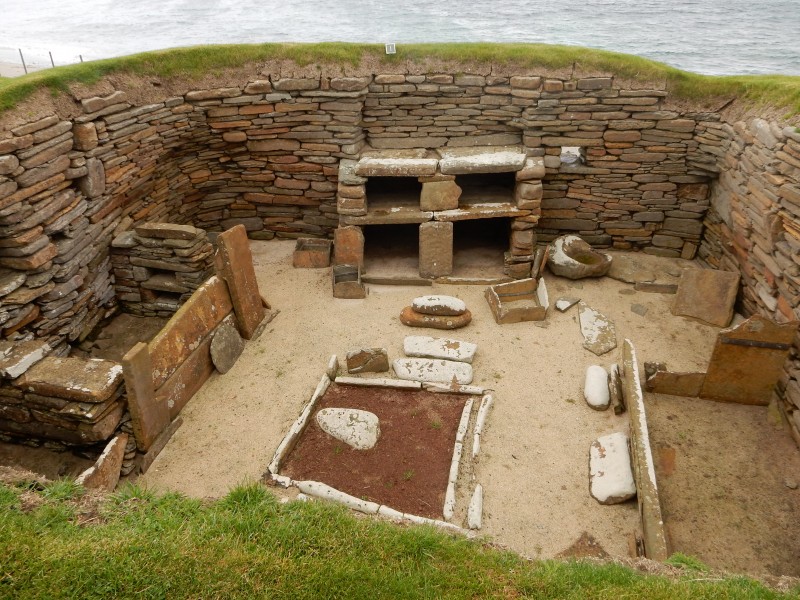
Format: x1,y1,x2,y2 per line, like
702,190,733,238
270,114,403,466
579,303,617,356
412,295,467,316
589,432,636,505
210,319,245,374
584,366,610,410
316,408,380,450
643,363,705,397
403,335,477,364
0,339,50,379
393,358,473,385
671,268,739,327
548,235,612,279
400,306,472,330
700,315,798,405
346,347,389,373
75,433,128,492
438,146,527,174
16,356,122,402
215,225,265,339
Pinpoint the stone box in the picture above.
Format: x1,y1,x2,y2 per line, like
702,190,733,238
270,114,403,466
293,238,333,269
484,277,549,324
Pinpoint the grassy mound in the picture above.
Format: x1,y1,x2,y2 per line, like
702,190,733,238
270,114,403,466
0,479,794,599
0,43,798,115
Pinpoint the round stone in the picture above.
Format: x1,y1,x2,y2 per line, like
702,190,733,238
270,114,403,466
210,321,245,374
411,295,467,316
584,365,610,410
400,306,472,330
316,408,380,450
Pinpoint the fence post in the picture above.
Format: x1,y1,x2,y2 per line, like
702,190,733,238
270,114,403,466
18,49,27,74
49,51,54,68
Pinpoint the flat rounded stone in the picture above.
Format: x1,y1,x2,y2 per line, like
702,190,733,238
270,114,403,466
548,235,612,279
584,365,610,410
210,321,245,374
589,432,636,505
392,357,473,384
411,295,467,316
400,306,472,330
316,408,380,450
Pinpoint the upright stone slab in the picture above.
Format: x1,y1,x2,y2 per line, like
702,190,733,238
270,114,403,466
671,269,740,327
700,316,798,405
215,224,265,339
419,221,453,278
75,433,128,491
420,180,461,211
334,226,364,268
122,342,169,452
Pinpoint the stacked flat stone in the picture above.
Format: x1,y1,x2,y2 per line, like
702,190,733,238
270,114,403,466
0,354,124,447
400,295,472,330
110,223,214,316
698,121,800,443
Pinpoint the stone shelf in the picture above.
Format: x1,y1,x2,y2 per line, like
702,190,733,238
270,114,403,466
341,204,434,226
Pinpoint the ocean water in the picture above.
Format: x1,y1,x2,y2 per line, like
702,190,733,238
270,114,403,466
1,0,799,76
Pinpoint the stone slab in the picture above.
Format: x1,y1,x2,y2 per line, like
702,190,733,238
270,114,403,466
419,221,453,278
420,180,461,211
154,333,215,419
215,224,266,339
671,268,740,327
555,297,580,312
333,226,364,268
584,366,610,410
122,342,168,452
392,358,473,385
135,223,202,240
579,303,617,356
700,316,798,405
210,318,245,374
411,295,467,316
623,339,669,561
355,156,438,178
644,365,705,397
0,339,51,379
346,348,389,374
403,335,477,364
589,432,636,504
399,307,472,330
148,276,233,389
16,356,123,403
438,146,527,174
316,408,380,450
75,433,128,491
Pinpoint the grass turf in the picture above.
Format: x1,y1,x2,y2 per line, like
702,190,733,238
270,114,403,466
0,43,798,115
0,480,796,599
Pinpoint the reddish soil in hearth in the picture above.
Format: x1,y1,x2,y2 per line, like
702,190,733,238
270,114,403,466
280,383,472,519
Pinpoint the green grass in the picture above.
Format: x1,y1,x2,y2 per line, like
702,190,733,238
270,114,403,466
0,482,796,599
0,43,799,115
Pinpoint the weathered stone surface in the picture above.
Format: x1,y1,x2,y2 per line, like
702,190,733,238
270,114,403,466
72,123,98,151
411,295,467,316
467,484,483,530
0,339,50,379
438,146,527,174
420,180,461,211
346,347,389,374
584,366,610,410
316,408,380,450
75,433,128,491
355,156,438,177
555,297,580,312
403,335,477,364
135,223,201,240
548,235,612,279
392,358,473,384
579,303,617,356
485,278,548,324
419,221,453,278
671,268,740,327
700,316,798,405
215,225,265,339
589,432,636,505
644,364,705,397
210,319,245,374
333,226,364,268
400,306,472,330
0,271,26,297
78,158,105,198
16,356,122,403
122,342,168,452
155,334,214,419
292,238,332,268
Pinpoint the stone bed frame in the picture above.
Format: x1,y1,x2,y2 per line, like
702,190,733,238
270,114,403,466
265,357,493,532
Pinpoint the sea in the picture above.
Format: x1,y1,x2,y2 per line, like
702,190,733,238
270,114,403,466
1,0,799,76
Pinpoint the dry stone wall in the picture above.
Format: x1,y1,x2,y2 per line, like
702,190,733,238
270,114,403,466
698,120,800,443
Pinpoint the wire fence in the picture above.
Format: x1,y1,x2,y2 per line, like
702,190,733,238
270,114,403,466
0,47,89,77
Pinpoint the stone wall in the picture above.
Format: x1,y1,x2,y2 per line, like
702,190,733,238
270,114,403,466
698,120,800,443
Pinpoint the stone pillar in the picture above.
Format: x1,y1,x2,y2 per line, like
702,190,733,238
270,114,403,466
333,226,364,268
419,221,453,278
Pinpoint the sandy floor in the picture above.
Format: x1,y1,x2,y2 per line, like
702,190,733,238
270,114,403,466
140,239,734,562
